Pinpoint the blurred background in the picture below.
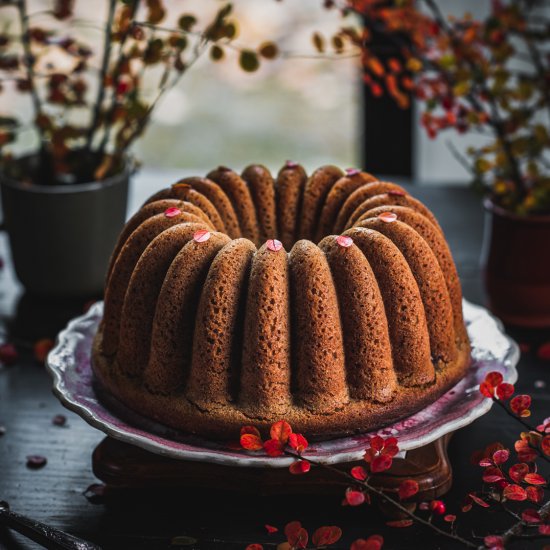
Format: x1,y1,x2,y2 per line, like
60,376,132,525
0,0,491,183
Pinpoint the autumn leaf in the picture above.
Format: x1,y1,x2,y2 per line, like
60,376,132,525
398,479,419,500
311,525,342,547
270,420,292,444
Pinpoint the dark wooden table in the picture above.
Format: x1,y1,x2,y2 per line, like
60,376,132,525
1,180,549,550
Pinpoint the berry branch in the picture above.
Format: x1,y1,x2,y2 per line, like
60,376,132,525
239,370,549,549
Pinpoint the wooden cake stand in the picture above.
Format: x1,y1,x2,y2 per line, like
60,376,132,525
91,434,453,516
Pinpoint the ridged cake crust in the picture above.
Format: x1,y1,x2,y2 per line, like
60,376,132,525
93,163,471,440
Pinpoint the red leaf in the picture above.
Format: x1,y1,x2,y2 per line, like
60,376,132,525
482,466,504,484
510,395,531,415
265,524,278,534
526,485,544,503
485,371,504,387
542,435,550,456
240,433,263,451
0,343,18,366
83,483,107,502
468,493,490,508
285,521,308,548
369,436,385,452
484,535,504,549
515,440,538,462
284,521,301,540
371,454,392,473
479,458,493,467
539,524,550,535
52,414,67,427
382,444,399,458
289,460,310,475
519,342,531,353
351,466,368,481
245,545,263,550
241,425,261,438
293,528,308,548
34,338,54,363
350,535,384,550
311,525,342,547
383,436,398,449
263,439,284,457
270,420,292,444
363,448,375,463
503,484,527,501
398,479,419,500
509,463,529,483
386,519,413,528
537,341,550,360
524,473,546,485
495,383,514,400
26,455,47,469
492,449,509,465
479,381,494,398
288,433,308,453
521,509,541,523
346,489,366,506
444,514,456,523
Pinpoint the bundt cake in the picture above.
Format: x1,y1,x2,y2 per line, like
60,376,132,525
92,163,471,440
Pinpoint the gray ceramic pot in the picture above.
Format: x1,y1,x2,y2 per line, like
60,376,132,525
0,159,129,297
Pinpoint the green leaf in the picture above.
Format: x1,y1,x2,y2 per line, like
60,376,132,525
210,45,224,61
239,50,259,72
312,32,325,53
177,14,197,31
258,41,278,60
222,21,237,39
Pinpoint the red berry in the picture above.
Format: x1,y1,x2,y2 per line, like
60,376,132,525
429,500,446,515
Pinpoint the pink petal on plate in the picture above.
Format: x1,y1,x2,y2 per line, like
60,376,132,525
164,207,181,218
345,168,361,176
193,229,211,243
266,239,283,252
378,212,397,223
336,235,353,248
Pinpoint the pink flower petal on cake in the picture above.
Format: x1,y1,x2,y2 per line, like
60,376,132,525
345,168,361,176
285,160,298,168
266,239,283,252
164,207,181,218
193,230,211,243
378,212,397,223
336,235,353,248
387,190,406,196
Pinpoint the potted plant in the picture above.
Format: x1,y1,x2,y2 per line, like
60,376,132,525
0,0,277,296
319,0,550,327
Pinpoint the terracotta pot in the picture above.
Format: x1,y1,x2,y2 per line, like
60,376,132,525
0,155,129,297
481,198,550,328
